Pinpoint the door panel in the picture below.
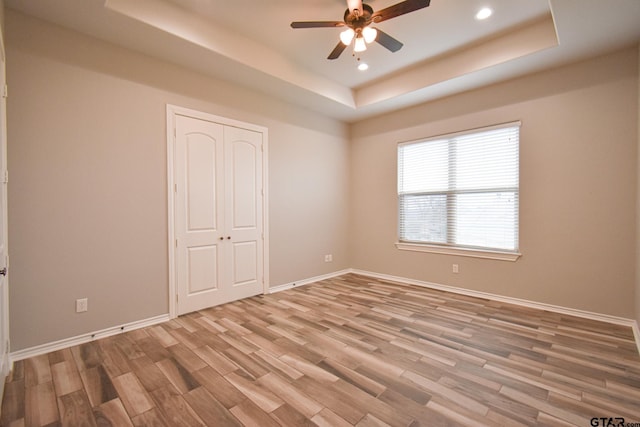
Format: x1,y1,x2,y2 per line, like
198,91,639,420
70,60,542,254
232,241,257,285
224,126,263,302
175,116,225,314
186,136,218,231
231,141,257,229
187,245,219,294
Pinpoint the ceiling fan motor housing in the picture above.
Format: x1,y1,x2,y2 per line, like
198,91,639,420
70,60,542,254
344,3,374,31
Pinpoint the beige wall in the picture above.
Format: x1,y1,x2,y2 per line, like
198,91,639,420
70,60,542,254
350,47,639,318
6,11,350,351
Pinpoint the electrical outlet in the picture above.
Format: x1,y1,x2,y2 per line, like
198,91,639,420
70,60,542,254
324,254,333,262
452,264,459,274
76,298,88,313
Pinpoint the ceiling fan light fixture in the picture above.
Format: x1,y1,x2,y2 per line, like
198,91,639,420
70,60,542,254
354,36,367,52
340,28,355,45
362,26,377,44
291,0,432,60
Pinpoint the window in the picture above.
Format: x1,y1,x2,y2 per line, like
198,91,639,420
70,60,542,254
397,122,520,260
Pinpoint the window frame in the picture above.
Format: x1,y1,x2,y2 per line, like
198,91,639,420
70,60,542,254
396,122,522,262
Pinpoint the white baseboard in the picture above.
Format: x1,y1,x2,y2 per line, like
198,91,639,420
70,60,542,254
10,314,170,362
269,269,351,294
9,270,347,362
8,271,640,363
350,269,640,356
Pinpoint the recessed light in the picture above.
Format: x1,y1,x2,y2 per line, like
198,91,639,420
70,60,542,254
358,63,369,71
475,7,493,20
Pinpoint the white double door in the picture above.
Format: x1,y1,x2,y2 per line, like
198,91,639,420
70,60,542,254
174,114,264,315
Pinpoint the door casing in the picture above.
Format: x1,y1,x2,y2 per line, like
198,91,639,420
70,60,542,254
166,105,269,318
0,20,9,402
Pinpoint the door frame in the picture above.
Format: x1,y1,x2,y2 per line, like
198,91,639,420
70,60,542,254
0,17,9,395
166,104,269,318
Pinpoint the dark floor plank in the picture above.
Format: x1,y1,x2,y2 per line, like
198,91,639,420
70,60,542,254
25,381,59,426
130,408,169,427
149,386,203,427
57,390,97,427
229,399,281,427
155,358,200,394
80,365,118,408
92,398,133,427
1,379,25,425
183,386,243,426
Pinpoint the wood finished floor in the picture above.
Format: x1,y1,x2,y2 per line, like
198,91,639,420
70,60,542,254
2,273,640,426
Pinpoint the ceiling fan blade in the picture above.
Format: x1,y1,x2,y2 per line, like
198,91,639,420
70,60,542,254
347,0,363,14
328,42,348,60
372,0,430,23
291,21,344,29
374,28,403,52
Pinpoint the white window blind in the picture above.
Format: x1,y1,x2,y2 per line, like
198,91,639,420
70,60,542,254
398,122,520,253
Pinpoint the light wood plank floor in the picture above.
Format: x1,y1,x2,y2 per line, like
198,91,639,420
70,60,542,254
2,274,640,426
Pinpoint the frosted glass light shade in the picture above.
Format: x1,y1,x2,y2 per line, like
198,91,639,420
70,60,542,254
362,26,377,43
354,36,367,52
340,28,355,45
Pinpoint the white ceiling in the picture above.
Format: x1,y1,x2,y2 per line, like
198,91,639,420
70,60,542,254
5,0,640,122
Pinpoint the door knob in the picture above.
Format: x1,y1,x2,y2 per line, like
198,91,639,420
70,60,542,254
0,268,6,276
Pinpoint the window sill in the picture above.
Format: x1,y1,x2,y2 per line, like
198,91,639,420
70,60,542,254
395,242,521,261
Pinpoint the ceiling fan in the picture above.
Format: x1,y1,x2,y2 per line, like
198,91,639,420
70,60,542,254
291,0,431,60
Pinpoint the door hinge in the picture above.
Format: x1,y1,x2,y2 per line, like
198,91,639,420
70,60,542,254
175,239,178,248
2,85,7,99
2,170,7,184
174,183,177,193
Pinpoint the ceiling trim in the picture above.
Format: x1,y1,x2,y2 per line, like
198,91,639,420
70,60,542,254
355,14,559,108
104,0,558,116
105,0,356,109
